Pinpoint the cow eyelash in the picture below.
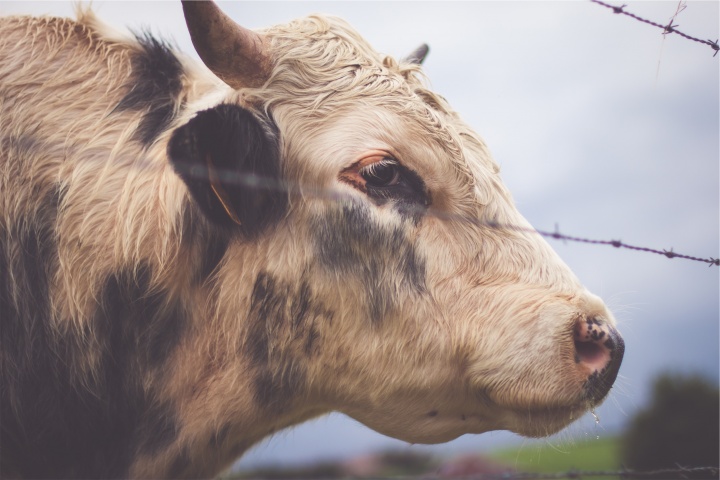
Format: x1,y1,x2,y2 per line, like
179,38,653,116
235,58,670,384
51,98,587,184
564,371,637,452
340,155,430,214
359,158,401,188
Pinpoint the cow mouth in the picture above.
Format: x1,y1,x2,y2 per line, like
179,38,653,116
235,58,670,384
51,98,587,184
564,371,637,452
471,388,591,438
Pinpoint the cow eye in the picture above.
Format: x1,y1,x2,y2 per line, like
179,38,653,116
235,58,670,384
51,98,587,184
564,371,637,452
339,155,430,217
359,158,400,187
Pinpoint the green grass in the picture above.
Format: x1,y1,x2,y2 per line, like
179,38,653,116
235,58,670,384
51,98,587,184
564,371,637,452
488,436,621,474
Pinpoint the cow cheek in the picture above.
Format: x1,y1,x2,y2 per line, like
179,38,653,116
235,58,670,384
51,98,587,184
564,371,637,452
313,309,474,442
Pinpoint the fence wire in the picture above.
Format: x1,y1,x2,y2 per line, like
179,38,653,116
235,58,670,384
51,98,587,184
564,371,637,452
183,167,720,268
417,465,720,479
533,226,720,267
590,0,720,56
235,465,720,479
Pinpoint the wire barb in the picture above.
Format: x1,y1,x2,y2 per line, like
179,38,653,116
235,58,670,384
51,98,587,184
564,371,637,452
590,0,719,56
709,39,719,57
662,22,677,36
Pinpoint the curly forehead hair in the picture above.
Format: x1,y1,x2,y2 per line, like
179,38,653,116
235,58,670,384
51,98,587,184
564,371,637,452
245,14,499,195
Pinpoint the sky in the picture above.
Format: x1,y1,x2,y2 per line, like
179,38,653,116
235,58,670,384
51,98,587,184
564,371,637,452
2,0,718,472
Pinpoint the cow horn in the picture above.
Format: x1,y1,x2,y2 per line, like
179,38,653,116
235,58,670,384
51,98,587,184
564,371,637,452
404,43,430,65
181,0,271,89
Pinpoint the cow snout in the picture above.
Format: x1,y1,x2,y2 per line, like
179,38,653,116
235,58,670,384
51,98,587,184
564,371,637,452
574,316,625,404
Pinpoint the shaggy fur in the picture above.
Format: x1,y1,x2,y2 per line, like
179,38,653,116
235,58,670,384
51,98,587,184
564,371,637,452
0,6,623,479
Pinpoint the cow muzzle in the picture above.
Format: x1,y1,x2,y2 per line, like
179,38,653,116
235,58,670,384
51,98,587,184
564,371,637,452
469,293,626,438
574,316,625,405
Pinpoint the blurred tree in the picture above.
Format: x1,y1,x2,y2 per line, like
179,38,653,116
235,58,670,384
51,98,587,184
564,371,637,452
622,373,719,477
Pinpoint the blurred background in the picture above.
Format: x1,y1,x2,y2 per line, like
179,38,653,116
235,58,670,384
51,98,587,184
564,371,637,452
2,1,717,477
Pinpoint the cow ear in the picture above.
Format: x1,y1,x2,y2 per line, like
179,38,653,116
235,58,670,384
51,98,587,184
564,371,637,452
168,104,287,236
404,43,429,65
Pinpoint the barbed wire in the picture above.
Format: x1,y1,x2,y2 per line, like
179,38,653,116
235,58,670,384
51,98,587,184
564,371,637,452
590,0,719,56
235,465,720,479
534,225,720,268
418,465,720,479
179,165,720,267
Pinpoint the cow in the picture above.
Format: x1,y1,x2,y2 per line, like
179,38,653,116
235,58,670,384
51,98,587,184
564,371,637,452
0,2,624,478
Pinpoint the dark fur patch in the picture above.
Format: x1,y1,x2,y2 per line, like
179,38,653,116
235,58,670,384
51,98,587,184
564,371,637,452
246,272,333,410
180,204,231,285
1,248,185,476
115,31,184,145
311,204,426,325
209,424,231,448
365,163,430,222
253,366,306,413
98,265,187,369
201,233,231,279
0,134,42,159
0,189,68,477
168,450,192,478
137,401,179,456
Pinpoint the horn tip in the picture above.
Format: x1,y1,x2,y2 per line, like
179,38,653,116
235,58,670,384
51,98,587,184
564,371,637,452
406,43,430,65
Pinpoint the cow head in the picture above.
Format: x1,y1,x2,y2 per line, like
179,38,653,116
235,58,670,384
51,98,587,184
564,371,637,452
168,1,624,444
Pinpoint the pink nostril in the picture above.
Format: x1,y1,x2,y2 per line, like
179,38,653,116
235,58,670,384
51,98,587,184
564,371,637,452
574,339,605,364
574,317,612,371
574,316,625,404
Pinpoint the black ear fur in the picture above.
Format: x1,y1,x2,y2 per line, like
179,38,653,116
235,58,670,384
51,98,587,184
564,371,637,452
168,104,287,236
